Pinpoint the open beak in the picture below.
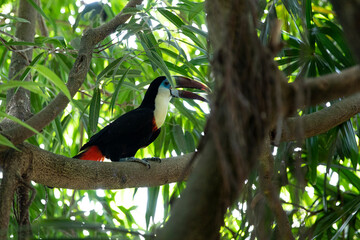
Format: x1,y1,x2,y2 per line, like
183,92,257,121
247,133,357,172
170,76,210,102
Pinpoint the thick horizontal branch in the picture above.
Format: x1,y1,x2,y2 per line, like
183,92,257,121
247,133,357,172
280,93,360,142
287,65,360,110
0,0,143,147
0,143,193,189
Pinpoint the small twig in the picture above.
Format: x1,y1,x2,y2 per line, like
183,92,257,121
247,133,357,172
259,137,295,240
268,19,284,55
0,30,20,41
0,36,29,62
223,225,237,239
281,201,323,216
78,89,136,108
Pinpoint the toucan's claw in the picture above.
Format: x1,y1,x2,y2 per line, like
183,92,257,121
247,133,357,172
120,157,151,168
143,157,162,163
171,76,209,102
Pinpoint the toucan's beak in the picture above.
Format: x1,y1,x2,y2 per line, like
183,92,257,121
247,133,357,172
171,76,210,102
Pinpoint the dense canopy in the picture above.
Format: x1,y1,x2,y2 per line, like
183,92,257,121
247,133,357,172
1,0,360,239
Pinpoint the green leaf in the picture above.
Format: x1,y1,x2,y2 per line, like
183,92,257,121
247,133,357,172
281,0,301,17
305,0,312,31
337,121,359,169
181,25,208,38
154,126,166,157
331,207,360,240
97,57,125,83
282,60,300,76
32,65,71,100
0,112,40,135
173,125,187,153
158,9,184,28
158,9,205,49
137,31,172,81
313,196,360,238
314,31,350,68
20,52,45,81
306,135,319,184
0,13,29,23
0,134,19,150
89,87,101,133
53,117,64,145
109,67,130,115
172,100,201,129
162,184,170,218
184,131,195,152
146,186,159,229
340,169,360,192
35,36,67,47
4,41,39,46
26,0,49,20
0,81,46,97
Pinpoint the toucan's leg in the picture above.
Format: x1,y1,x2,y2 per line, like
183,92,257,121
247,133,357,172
143,157,161,163
119,157,151,168
118,157,161,168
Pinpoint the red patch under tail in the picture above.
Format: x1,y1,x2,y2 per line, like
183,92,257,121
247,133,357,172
75,145,105,162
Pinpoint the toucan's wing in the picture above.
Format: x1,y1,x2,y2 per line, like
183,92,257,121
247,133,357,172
80,107,155,151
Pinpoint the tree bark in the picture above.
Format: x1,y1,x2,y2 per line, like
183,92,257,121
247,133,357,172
0,143,194,189
158,140,227,240
0,0,38,238
160,0,284,238
0,0,38,131
0,152,18,239
279,93,360,142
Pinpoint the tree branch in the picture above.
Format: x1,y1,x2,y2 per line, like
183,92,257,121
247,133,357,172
280,93,360,142
259,137,294,240
0,143,193,190
285,65,360,113
0,0,144,147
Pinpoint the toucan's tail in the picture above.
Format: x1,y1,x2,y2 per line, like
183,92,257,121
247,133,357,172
74,145,105,162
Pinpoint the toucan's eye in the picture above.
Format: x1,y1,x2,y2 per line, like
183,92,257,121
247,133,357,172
164,81,169,86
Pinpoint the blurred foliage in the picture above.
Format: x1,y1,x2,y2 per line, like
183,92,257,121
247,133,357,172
0,0,360,239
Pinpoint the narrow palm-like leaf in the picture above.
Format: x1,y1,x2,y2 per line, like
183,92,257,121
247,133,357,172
89,87,101,133
146,186,160,229
32,65,71,99
0,112,40,135
109,68,130,115
0,134,19,150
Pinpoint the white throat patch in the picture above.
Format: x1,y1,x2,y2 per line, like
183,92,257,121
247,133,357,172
154,87,171,128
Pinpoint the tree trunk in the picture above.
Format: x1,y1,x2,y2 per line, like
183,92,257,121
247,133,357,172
159,0,287,238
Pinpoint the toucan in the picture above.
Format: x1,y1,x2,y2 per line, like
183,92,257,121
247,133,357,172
74,76,209,167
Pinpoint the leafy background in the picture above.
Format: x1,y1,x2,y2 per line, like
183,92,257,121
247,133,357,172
1,0,359,239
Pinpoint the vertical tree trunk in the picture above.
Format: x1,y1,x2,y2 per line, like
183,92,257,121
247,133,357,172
0,152,18,239
159,0,286,238
0,0,38,238
1,0,37,130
